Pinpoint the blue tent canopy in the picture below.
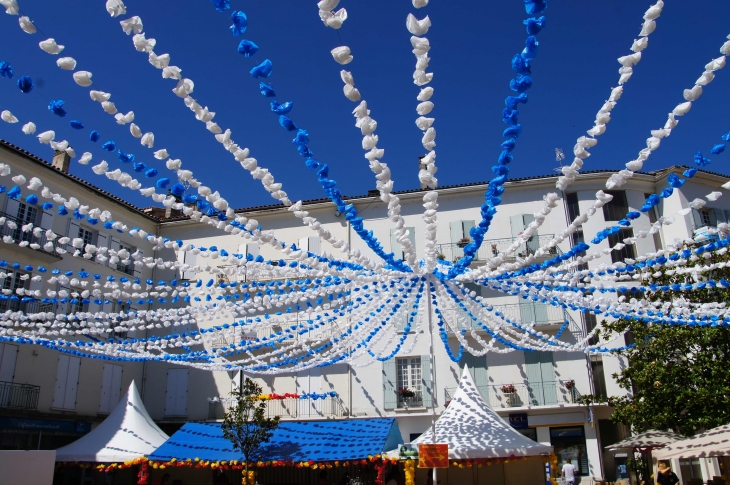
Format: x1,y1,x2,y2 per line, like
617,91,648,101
148,418,403,463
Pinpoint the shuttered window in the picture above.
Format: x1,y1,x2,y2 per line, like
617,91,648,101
53,355,81,410
165,369,188,417
99,364,123,414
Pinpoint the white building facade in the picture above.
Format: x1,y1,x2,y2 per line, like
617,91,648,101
0,140,725,483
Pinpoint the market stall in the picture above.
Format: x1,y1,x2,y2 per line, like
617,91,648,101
606,430,686,485
404,365,555,485
146,417,404,485
54,382,169,484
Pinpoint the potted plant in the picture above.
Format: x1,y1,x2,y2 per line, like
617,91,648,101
501,384,518,407
436,253,445,261
398,388,416,399
457,237,471,248
564,380,575,390
564,380,577,403
491,243,499,256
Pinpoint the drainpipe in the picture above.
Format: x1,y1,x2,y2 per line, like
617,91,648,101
347,219,353,417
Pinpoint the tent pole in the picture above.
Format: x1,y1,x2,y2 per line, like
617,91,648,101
425,277,438,485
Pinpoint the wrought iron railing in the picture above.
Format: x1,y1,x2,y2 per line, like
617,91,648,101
384,379,433,409
439,303,568,331
0,299,55,314
115,262,135,276
0,211,63,258
444,381,580,409
0,381,41,410
436,234,560,263
208,396,348,420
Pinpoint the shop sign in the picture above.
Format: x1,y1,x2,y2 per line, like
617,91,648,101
509,413,528,429
399,444,419,460
418,444,448,468
0,417,91,433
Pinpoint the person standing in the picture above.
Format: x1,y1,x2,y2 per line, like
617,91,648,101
656,462,680,485
562,458,577,485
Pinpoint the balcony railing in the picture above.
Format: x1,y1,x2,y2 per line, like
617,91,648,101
0,381,41,410
0,211,63,258
384,380,433,410
208,396,348,420
0,299,55,314
444,381,580,409
439,303,567,331
436,234,560,264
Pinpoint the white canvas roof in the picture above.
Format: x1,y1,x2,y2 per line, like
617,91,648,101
55,381,169,463
410,365,553,459
606,430,685,451
653,424,730,460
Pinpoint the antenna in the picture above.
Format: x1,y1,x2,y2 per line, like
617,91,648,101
553,148,565,173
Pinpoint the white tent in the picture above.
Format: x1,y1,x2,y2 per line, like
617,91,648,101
55,381,169,462
653,424,730,460
411,365,553,459
606,430,685,451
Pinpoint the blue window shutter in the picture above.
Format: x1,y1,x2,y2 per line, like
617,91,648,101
421,355,433,408
450,221,464,258
539,352,557,405
383,359,396,410
524,351,544,406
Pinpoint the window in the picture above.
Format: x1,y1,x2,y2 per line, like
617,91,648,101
607,228,636,263
16,203,38,225
52,355,81,411
602,190,629,222
110,301,131,339
551,426,589,476
116,244,134,276
98,364,123,414
590,356,608,398
518,428,538,442
397,357,422,407
566,192,580,222
78,227,95,247
644,193,663,250
0,271,29,312
584,312,599,346
164,369,188,417
390,228,416,261
450,220,476,259
679,459,703,482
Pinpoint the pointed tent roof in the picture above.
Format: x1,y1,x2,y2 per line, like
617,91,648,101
411,365,553,459
55,381,169,463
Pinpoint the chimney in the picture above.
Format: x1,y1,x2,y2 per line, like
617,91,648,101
52,150,71,173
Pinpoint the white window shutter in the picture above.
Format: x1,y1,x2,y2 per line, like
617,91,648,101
67,220,81,239
298,237,309,252
40,207,54,230
110,365,123,410
237,244,247,257
63,357,81,410
5,198,19,219
181,251,196,280
165,370,176,416
176,250,186,280
97,231,109,250
134,247,143,279
0,343,18,382
245,244,259,257
99,364,113,414
176,369,188,416
29,275,42,295
109,237,121,268
53,355,70,408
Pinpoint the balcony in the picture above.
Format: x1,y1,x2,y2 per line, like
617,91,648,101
437,234,560,265
444,381,580,409
0,211,63,259
0,381,41,410
439,303,568,332
0,299,55,314
384,380,433,410
208,396,348,420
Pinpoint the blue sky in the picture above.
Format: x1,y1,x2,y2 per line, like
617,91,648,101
1,0,729,211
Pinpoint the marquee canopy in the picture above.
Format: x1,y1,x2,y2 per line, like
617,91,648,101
55,381,169,463
148,418,403,463
606,430,685,451
653,424,730,460
410,365,553,459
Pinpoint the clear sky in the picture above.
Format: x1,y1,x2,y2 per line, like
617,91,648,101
1,0,729,211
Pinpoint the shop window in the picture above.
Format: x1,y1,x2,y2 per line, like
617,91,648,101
550,426,589,476
518,428,538,442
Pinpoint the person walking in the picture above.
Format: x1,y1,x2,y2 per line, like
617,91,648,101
656,461,680,485
562,458,577,485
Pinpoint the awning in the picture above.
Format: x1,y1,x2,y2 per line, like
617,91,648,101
149,418,403,463
409,365,553,459
653,424,730,460
606,430,685,451
55,381,169,463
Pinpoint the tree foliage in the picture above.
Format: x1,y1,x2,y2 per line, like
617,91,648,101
222,378,280,478
578,245,730,436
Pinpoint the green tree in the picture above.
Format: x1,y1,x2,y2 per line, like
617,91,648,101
579,245,730,436
221,377,280,483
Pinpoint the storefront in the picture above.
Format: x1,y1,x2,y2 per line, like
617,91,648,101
0,417,91,450
550,426,589,477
